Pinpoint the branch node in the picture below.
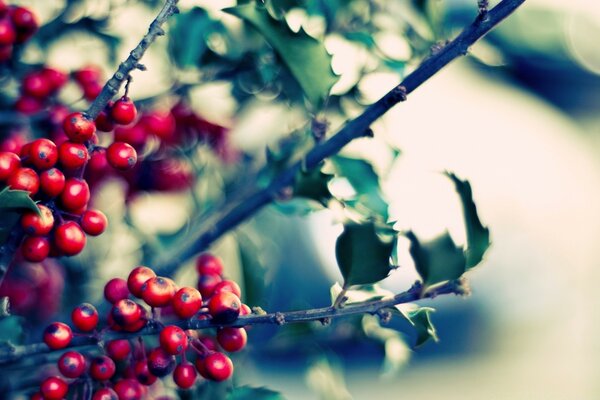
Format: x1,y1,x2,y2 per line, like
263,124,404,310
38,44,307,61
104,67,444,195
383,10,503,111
311,118,329,142
136,63,147,71
477,0,490,19
363,128,374,138
320,317,331,326
377,309,392,325
387,85,407,105
274,312,285,325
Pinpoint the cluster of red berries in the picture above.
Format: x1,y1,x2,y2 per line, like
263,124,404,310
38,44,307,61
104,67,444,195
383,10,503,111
37,254,250,399
0,1,37,62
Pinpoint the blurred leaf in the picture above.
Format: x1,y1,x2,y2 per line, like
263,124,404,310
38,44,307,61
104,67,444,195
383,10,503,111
225,4,338,107
406,231,466,287
329,282,394,305
407,307,437,346
227,386,286,400
273,198,324,215
445,172,490,269
237,233,268,306
336,222,394,286
0,316,24,346
264,0,305,20
362,315,411,376
294,167,333,206
169,8,216,68
306,357,352,400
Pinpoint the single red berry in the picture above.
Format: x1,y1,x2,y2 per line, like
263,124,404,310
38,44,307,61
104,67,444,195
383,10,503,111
134,359,157,386
63,112,96,143
111,97,137,125
21,204,54,236
146,347,175,378
95,108,114,132
39,376,68,400
141,276,177,308
208,291,241,324
90,355,116,381
71,302,98,331
197,272,222,299
240,303,252,316
43,322,72,349
80,209,107,236
114,124,147,149
103,278,129,304
8,167,39,195
106,339,131,362
39,167,65,197
92,388,118,400
217,327,247,352
113,379,143,400
106,142,137,170
14,96,43,115
21,236,50,262
73,65,102,85
19,142,32,160
58,141,88,169
0,151,19,180
87,148,108,173
28,139,58,170
0,18,15,46
141,111,175,140
173,362,197,389
54,221,86,256
58,350,87,378
60,178,90,211
22,72,53,99
196,253,224,276
82,81,102,101
127,266,156,298
203,352,234,381
159,325,188,355
121,316,146,333
171,287,202,319
213,280,242,299
9,6,38,43
197,336,219,352
111,299,143,327
41,67,68,91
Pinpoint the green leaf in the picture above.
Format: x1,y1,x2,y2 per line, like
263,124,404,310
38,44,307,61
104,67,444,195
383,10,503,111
0,187,39,213
169,8,220,68
335,222,395,286
329,282,394,305
406,306,438,347
227,386,286,400
224,4,338,108
406,231,466,287
0,315,24,346
293,167,333,206
362,315,411,376
445,172,491,269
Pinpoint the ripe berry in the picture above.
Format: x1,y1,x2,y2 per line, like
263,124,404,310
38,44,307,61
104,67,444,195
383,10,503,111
113,379,144,400
217,327,247,352
0,151,20,180
58,141,88,169
106,339,131,361
71,302,99,331
134,359,157,386
171,287,202,319
146,347,175,377
111,97,137,125
159,325,188,355
127,266,156,298
21,236,50,262
82,81,102,101
92,388,119,400
10,6,38,43
22,72,52,99
39,168,65,197
141,111,175,140
41,67,68,91
29,139,58,170
60,178,90,211
208,291,241,324
200,352,234,382
197,272,222,298
95,109,114,132
90,356,116,381
54,221,86,255
104,278,129,304
87,148,108,173
0,18,15,46
173,363,197,389
114,124,147,149
111,299,143,327
63,112,96,143
73,65,102,85
141,276,176,308
14,96,43,114
39,376,68,400
58,351,87,378
240,303,252,316
80,209,107,236
196,253,224,276
106,142,137,170
21,205,54,236
8,167,39,195
213,280,242,298
43,322,72,349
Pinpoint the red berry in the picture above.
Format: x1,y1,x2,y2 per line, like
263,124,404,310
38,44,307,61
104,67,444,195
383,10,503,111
95,109,114,132
134,359,157,386
8,167,39,195
89,355,116,381
103,278,129,304
39,168,65,197
106,142,137,170
82,81,102,101
92,388,119,400
141,111,175,140
63,112,96,143
87,148,108,173
80,209,107,236
146,347,175,377
0,18,15,46
140,276,176,308
208,291,241,324
0,43,12,62
106,339,131,361
171,287,202,319
22,72,52,99
0,151,19,180
127,266,156,298
159,325,188,355
121,316,146,333
111,299,143,327
217,327,247,352
39,376,68,400
73,65,102,85
9,6,37,43
58,141,88,169
197,272,222,299
196,253,224,276
43,322,72,349
54,221,86,256
29,139,58,170
21,236,50,262
14,96,43,114
71,302,98,331
213,280,242,298
113,379,143,400
197,336,219,352
173,363,197,389
202,352,234,381
41,67,68,91
111,97,137,125
21,204,54,236
58,350,87,378
240,303,252,316
60,178,90,211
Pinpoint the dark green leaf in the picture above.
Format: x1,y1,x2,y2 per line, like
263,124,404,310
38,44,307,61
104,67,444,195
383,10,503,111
406,231,466,286
408,307,438,346
0,187,39,213
336,222,394,286
294,167,333,206
264,0,305,20
0,316,24,346
169,8,219,68
224,4,338,108
445,172,491,269
227,386,286,400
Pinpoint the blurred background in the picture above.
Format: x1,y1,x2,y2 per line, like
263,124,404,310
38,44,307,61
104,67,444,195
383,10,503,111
2,0,600,398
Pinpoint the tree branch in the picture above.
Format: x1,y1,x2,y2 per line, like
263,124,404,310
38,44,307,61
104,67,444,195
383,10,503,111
0,279,468,366
154,0,526,274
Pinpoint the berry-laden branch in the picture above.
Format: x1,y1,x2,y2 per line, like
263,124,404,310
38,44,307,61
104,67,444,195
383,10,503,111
0,278,467,366
154,0,527,274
